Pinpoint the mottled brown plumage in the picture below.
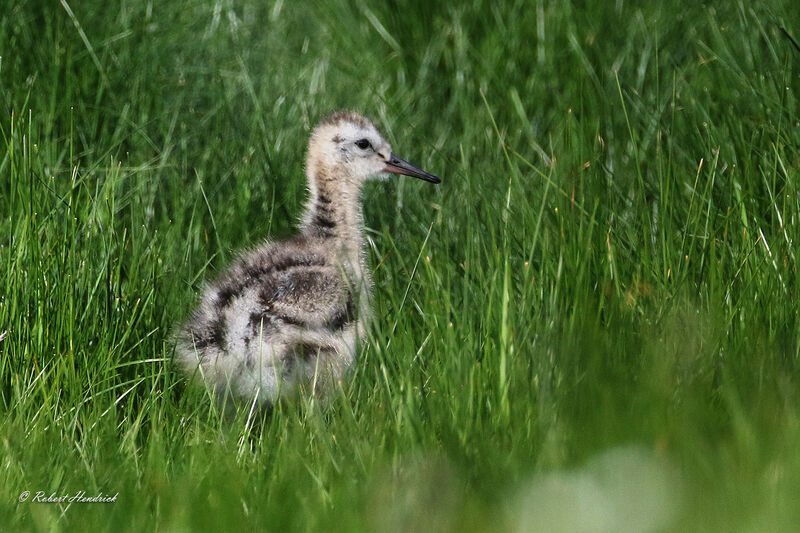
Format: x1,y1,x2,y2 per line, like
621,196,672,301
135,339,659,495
173,111,439,404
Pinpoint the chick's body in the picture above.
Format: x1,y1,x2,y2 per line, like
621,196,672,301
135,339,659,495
174,111,439,403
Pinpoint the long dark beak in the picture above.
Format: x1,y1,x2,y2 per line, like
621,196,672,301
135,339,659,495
383,153,441,184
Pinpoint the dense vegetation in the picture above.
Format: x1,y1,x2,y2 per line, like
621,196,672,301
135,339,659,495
1,1,799,530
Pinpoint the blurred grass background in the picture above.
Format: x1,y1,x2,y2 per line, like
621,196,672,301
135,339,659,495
1,0,799,531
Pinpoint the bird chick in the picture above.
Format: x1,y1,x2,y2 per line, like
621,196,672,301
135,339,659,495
174,111,440,404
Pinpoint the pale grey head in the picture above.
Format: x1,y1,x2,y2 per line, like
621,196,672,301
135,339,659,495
306,111,440,187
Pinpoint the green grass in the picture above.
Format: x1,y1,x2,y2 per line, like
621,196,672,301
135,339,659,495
2,0,800,530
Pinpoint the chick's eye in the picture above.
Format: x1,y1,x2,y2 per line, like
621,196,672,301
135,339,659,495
355,139,371,150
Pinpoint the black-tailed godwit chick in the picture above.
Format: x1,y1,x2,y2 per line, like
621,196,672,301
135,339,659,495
174,111,440,404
